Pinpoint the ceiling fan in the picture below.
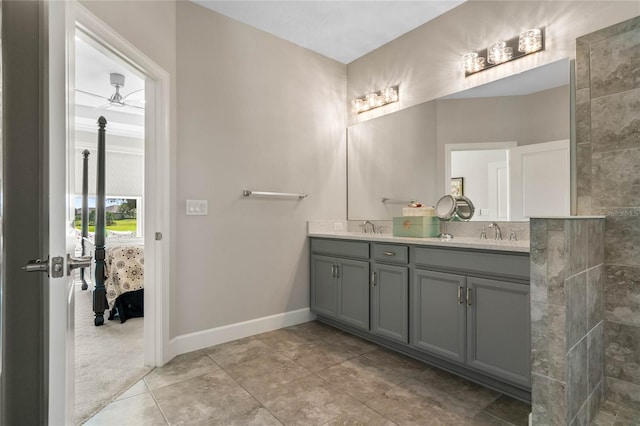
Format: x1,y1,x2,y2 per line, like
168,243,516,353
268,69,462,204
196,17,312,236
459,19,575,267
76,73,144,110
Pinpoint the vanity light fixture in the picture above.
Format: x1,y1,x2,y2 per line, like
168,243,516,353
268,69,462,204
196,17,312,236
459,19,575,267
352,86,399,114
462,28,544,76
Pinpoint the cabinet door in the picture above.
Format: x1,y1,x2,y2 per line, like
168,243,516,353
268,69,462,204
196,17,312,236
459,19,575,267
311,255,338,318
372,263,408,344
337,258,370,331
411,269,466,363
466,277,530,387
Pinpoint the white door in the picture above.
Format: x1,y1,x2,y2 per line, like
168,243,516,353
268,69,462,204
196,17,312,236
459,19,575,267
487,161,509,221
509,140,570,220
44,1,80,424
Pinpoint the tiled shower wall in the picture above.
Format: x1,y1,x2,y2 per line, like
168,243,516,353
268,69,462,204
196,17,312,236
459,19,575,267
530,218,605,425
575,16,640,410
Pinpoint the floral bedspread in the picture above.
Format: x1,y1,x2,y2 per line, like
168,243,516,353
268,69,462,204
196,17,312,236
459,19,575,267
104,245,144,310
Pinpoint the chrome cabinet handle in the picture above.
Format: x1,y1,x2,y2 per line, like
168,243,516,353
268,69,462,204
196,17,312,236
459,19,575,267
331,265,335,278
371,272,377,286
383,251,396,256
466,288,472,306
335,265,340,278
457,286,463,304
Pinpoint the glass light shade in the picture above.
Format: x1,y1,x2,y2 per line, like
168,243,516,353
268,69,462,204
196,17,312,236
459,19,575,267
366,93,378,109
519,29,542,53
488,41,512,64
382,87,398,103
472,56,486,73
351,98,365,113
461,53,478,73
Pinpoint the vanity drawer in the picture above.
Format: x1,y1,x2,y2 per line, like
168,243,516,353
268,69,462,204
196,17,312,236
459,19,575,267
373,244,409,264
310,238,369,260
414,247,529,281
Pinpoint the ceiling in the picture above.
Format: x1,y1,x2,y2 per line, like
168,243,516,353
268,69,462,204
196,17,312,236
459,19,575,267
75,36,145,141
192,1,466,64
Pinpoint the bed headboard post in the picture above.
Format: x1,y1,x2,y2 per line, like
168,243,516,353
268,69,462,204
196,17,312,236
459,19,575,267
93,116,108,326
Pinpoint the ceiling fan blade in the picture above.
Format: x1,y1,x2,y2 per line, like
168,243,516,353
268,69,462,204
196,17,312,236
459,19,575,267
124,102,145,110
122,88,144,101
76,88,109,101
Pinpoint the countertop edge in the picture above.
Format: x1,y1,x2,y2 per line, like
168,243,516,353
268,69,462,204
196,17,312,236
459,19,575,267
308,232,530,253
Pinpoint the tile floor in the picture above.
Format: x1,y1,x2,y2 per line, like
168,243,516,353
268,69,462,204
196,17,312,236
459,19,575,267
86,321,532,425
593,400,640,426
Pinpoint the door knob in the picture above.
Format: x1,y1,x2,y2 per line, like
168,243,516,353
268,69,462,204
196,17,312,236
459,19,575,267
67,254,92,276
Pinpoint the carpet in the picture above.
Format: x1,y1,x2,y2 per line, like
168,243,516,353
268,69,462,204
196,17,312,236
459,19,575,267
74,284,152,425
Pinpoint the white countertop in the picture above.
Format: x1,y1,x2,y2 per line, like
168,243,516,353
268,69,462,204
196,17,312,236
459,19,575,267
308,231,530,253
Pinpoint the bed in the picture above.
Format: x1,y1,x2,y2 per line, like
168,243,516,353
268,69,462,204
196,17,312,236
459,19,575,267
105,245,144,323
81,116,144,326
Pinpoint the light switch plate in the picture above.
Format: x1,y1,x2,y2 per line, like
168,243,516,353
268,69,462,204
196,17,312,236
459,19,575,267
334,222,344,231
186,199,208,215
480,208,490,216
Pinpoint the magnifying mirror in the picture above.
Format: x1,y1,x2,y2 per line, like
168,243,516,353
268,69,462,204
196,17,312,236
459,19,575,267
435,195,456,240
435,195,456,220
455,196,475,221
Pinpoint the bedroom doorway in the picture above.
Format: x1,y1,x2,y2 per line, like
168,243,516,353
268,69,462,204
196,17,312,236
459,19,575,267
73,32,150,423
70,4,172,422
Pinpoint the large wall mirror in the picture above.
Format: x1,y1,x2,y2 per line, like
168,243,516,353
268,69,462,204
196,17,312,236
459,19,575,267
347,59,572,221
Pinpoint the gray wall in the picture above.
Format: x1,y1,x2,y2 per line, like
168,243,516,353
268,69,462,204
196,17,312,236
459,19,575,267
174,1,346,336
575,16,640,410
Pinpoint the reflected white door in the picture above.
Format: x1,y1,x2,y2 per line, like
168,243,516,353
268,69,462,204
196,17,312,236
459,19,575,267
488,161,509,221
45,1,76,423
509,140,570,220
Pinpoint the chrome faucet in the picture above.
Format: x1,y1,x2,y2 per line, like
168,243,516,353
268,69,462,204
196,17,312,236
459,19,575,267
488,222,502,240
362,220,376,234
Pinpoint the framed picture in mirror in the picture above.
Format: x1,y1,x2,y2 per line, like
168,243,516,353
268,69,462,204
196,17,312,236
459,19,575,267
451,177,464,196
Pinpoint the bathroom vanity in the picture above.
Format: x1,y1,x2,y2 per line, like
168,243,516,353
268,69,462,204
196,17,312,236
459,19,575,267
309,233,531,402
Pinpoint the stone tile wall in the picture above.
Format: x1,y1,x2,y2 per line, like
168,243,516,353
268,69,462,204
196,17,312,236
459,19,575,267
575,16,640,411
530,217,605,426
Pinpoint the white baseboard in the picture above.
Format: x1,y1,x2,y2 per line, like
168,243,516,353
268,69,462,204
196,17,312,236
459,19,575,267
169,308,316,358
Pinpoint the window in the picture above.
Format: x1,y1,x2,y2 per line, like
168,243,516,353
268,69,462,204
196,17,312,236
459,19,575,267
74,196,142,238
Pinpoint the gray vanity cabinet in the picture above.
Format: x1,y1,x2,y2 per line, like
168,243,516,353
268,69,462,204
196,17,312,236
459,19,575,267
336,258,370,330
466,277,531,388
412,246,531,388
411,269,466,363
310,237,531,400
310,239,370,331
310,255,340,318
371,243,409,344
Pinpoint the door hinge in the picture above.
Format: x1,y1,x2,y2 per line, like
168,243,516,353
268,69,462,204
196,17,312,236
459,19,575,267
155,232,163,241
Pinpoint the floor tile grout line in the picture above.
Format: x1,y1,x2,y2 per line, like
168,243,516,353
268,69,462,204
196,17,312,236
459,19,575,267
145,379,172,426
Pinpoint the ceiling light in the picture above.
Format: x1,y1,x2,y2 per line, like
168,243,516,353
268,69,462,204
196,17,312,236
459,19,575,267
462,28,545,77
462,53,486,74
519,29,543,54
487,41,513,65
352,86,398,114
